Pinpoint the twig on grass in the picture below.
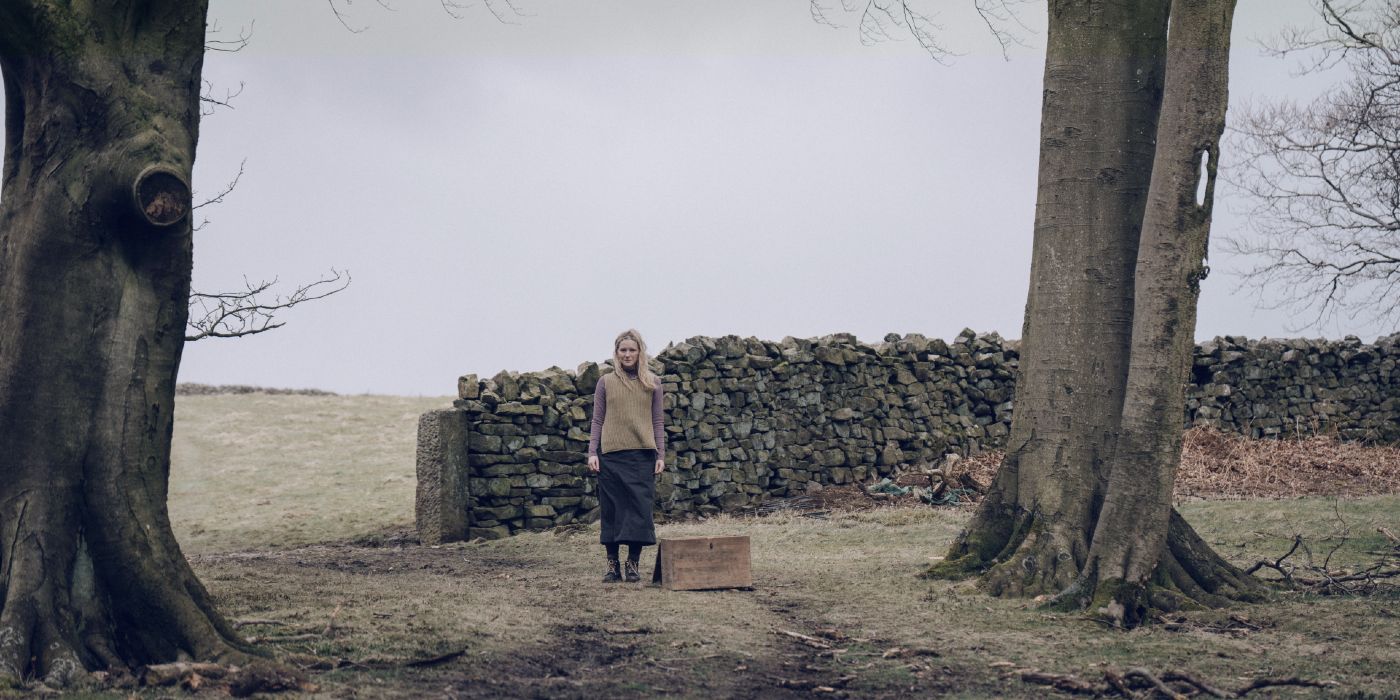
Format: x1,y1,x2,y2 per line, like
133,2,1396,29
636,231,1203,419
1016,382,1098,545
1019,670,1097,694
250,633,320,644
347,648,470,670
645,657,681,672
232,618,285,629
1102,670,1136,697
776,629,834,649
1235,676,1336,696
1124,667,1187,700
652,653,723,663
1245,534,1301,580
1245,532,1400,594
882,646,940,659
403,649,468,668
323,603,344,637
1020,666,1335,698
281,653,348,671
1161,671,1229,698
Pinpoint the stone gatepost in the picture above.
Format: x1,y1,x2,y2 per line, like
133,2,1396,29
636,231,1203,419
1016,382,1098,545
415,409,470,544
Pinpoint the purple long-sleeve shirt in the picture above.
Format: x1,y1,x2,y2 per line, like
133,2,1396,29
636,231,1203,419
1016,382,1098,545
588,371,665,458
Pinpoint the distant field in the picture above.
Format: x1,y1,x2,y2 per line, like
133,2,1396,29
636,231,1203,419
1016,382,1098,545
166,393,1400,698
170,392,451,553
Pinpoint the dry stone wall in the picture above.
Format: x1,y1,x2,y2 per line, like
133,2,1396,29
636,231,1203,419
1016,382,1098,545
1187,334,1399,441
415,331,1399,543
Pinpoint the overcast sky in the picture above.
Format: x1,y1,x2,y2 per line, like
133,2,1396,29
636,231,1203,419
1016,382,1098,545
1,1,1369,395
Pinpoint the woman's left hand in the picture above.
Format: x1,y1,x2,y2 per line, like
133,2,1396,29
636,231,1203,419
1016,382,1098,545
654,459,665,475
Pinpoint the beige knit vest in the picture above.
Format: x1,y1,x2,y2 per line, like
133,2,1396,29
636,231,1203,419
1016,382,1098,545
600,371,657,454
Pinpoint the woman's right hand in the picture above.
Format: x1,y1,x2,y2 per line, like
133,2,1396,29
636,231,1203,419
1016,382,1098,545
588,455,600,473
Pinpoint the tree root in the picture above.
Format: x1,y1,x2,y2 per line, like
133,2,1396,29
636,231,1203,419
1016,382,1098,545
978,521,1088,597
923,454,1022,580
921,508,1019,581
1044,510,1271,628
0,518,264,686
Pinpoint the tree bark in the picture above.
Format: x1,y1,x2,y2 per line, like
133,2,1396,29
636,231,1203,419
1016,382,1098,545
1061,0,1265,626
928,0,1170,595
0,1,254,685
928,0,1265,626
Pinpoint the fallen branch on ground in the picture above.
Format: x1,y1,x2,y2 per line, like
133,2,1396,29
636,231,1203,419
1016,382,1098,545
348,648,470,670
232,618,286,629
137,662,317,696
882,646,940,659
1160,671,1228,698
1245,535,1301,581
1235,677,1336,696
1124,667,1187,700
1017,666,1335,698
248,633,320,644
1019,670,1097,694
776,629,833,649
1246,533,1400,595
403,649,468,668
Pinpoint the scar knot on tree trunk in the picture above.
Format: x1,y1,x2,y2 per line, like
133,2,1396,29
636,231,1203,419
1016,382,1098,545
133,165,191,228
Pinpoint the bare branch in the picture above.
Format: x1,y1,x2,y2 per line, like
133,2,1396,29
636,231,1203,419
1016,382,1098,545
201,20,250,118
326,0,368,34
809,0,843,30
328,0,523,30
810,1,1029,63
186,270,352,342
191,160,246,234
200,79,244,116
194,160,246,212
973,0,1033,60
1224,0,1400,331
482,0,528,24
204,19,252,52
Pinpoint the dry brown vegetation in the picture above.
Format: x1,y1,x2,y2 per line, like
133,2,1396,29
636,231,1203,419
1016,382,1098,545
812,427,1400,513
1177,427,1400,499
38,394,1396,699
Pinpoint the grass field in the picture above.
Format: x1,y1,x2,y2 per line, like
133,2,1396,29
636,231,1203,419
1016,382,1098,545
170,393,447,552
157,393,1400,698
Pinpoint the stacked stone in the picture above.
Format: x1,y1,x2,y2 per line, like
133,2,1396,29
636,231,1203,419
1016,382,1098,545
426,331,1400,542
447,329,1017,540
1187,334,1400,442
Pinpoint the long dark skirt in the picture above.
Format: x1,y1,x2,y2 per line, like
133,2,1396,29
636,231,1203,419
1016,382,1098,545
598,448,657,545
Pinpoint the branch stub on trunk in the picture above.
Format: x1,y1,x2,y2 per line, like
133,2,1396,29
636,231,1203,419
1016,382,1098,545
133,165,191,228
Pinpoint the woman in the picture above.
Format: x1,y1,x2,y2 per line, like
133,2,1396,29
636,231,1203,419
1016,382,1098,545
587,329,666,583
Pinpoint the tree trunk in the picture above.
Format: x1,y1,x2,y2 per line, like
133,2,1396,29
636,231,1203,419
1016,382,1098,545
1061,0,1265,626
0,1,254,685
927,0,1170,595
928,0,1265,626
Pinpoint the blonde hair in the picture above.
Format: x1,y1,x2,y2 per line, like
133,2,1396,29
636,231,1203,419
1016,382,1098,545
613,328,658,390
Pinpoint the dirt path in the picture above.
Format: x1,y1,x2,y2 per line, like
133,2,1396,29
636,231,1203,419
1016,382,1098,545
191,535,997,698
